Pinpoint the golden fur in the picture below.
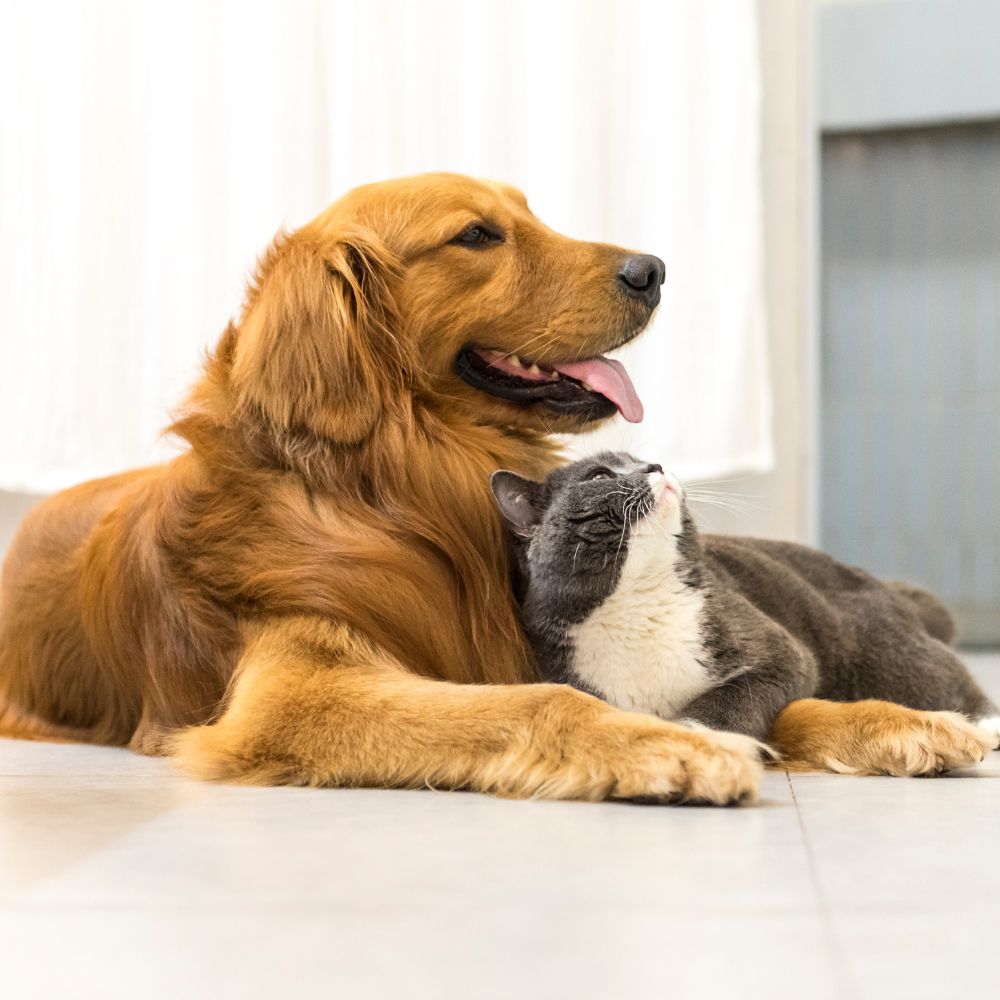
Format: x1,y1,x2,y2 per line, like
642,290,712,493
0,174,986,801
770,698,992,776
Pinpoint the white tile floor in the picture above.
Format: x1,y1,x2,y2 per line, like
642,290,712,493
2,657,999,1000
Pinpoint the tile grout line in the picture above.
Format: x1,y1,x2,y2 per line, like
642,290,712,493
785,770,860,1000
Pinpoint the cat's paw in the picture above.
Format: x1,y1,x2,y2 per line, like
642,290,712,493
772,699,993,776
974,714,1000,751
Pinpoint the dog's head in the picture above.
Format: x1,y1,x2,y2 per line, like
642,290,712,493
228,173,663,444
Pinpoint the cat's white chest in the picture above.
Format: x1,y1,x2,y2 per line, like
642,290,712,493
566,535,711,719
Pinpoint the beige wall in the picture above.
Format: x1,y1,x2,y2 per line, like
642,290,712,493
695,0,815,543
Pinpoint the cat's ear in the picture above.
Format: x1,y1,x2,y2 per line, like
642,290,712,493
491,471,544,539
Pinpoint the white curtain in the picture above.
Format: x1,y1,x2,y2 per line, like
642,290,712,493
0,0,770,493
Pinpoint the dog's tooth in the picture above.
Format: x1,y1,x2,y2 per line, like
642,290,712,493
528,363,543,376
550,371,561,380
582,381,594,392
508,354,522,367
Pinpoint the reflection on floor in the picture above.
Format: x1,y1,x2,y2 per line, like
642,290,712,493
2,656,999,1000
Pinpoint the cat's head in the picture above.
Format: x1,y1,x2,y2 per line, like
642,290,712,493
491,451,701,621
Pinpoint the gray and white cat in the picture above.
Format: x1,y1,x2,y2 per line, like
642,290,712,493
491,451,1000,745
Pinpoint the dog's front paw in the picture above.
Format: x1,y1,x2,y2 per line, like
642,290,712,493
599,719,763,805
676,718,779,763
867,708,993,775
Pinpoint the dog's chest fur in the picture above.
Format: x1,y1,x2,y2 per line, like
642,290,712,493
566,530,711,718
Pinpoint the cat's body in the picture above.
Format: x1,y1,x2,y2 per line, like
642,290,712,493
492,453,1000,746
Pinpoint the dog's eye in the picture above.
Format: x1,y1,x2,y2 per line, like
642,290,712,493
586,468,614,481
452,224,503,247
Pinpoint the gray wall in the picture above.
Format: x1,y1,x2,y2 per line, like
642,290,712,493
818,1,1000,645
821,122,1000,644
819,0,1000,131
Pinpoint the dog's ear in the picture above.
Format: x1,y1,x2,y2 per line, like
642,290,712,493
490,471,544,539
230,225,407,444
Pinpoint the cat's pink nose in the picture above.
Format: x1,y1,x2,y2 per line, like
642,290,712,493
648,470,672,495
649,470,680,500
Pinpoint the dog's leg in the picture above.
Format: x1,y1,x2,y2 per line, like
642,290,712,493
0,699,97,743
770,698,994,775
170,616,762,804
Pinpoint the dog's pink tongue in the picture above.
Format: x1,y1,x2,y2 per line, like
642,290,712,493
554,356,644,423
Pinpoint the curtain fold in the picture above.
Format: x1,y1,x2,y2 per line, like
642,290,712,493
0,0,770,492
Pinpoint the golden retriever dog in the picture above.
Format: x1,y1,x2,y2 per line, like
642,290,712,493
0,174,989,802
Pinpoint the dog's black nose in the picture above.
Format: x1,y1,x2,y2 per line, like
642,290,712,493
617,254,665,308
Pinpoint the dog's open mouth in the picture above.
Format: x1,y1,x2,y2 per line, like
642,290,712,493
455,347,644,423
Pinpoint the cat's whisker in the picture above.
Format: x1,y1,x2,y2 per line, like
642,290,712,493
686,494,758,508
616,493,642,561
684,488,763,502
687,504,758,522
687,499,763,512
685,489,763,504
690,506,760,521
686,475,759,489
686,497,762,508
685,495,763,515
615,513,629,560
684,481,760,493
